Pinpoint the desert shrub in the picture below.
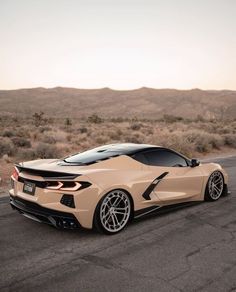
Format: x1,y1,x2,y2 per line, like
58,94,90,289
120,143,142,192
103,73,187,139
56,145,71,156
79,127,88,134
74,140,81,146
17,149,36,160
66,135,73,142
11,127,31,138
2,130,15,137
35,143,61,158
32,112,44,127
110,117,125,123
109,129,123,140
223,134,236,148
78,141,91,150
217,126,232,135
45,130,67,143
184,131,224,153
209,135,224,149
64,126,74,133
195,115,205,122
2,154,11,163
95,136,108,144
12,116,19,123
130,123,142,131
117,128,123,135
32,132,38,141
162,114,184,123
38,126,52,133
195,139,211,153
74,135,88,146
65,118,72,126
125,134,143,144
42,135,56,144
157,133,194,157
144,128,154,135
11,137,31,148
87,114,103,124
0,139,15,156
32,112,48,127
184,132,211,153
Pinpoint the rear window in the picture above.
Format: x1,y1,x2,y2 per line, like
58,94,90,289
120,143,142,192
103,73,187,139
63,147,122,164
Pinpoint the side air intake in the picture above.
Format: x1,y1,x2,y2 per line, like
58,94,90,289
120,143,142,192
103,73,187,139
142,172,169,200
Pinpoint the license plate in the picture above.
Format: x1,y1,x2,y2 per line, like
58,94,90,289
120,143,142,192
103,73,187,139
23,181,36,195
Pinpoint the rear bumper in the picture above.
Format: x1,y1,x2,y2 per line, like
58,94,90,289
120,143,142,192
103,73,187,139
10,195,81,229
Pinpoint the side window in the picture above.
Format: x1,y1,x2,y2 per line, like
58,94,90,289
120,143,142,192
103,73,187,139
143,149,188,167
131,153,148,164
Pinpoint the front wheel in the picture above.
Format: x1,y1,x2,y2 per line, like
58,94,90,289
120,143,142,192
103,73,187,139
205,171,224,201
94,189,131,235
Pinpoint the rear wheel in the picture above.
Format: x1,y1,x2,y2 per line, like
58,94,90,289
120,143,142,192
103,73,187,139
205,171,224,201
94,189,131,235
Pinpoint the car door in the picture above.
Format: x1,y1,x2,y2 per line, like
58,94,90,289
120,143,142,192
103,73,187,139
140,149,204,204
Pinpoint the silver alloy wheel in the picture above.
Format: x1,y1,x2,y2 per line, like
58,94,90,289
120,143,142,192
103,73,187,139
208,171,224,200
100,190,131,233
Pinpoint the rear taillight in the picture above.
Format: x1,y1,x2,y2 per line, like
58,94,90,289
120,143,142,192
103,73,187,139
12,167,19,181
46,181,81,191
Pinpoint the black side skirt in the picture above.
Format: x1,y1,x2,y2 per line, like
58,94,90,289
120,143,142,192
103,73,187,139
134,201,200,219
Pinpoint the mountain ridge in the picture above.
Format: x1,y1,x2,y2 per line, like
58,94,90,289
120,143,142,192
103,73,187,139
0,87,235,119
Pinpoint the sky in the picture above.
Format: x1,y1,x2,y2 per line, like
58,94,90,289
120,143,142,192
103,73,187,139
0,0,235,90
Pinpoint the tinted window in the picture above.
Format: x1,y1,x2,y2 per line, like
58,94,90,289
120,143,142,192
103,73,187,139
135,149,188,167
63,144,154,164
64,147,122,164
131,153,148,164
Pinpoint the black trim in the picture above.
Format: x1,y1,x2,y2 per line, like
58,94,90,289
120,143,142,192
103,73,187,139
10,195,80,229
134,205,161,218
18,176,46,188
15,165,79,180
142,172,169,200
134,201,199,219
60,194,75,208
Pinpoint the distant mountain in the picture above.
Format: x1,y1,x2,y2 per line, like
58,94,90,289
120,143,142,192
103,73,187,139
0,87,235,119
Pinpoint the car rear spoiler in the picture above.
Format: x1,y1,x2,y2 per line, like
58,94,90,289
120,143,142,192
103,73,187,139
14,164,80,180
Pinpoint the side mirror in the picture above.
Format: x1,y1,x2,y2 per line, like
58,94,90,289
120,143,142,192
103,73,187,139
191,158,200,167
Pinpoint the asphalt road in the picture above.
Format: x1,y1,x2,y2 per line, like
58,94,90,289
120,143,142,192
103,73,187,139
0,156,236,292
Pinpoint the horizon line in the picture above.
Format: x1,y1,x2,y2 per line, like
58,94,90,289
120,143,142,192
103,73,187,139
0,86,235,92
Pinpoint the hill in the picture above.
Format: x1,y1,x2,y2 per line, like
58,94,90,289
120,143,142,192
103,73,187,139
0,87,235,119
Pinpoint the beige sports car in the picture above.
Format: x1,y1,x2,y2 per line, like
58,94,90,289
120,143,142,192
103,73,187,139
10,143,229,234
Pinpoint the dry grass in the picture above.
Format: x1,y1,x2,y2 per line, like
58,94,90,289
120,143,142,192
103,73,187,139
0,114,236,188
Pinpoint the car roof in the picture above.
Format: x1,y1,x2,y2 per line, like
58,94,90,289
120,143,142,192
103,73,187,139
91,143,160,155
62,143,162,165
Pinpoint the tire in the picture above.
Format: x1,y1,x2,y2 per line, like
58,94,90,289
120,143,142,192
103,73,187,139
204,171,224,201
93,189,131,235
